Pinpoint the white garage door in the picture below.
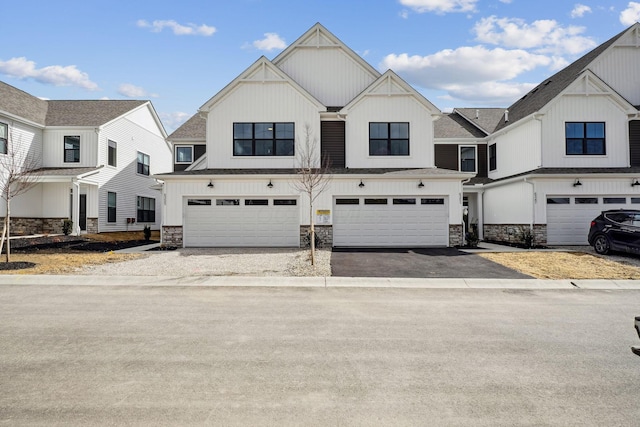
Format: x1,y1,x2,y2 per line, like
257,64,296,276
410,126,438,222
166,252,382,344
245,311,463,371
547,196,635,245
184,197,299,247
333,196,449,247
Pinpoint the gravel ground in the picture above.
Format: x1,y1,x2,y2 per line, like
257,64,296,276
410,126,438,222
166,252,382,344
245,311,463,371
554,245,640,268
79,248,332,277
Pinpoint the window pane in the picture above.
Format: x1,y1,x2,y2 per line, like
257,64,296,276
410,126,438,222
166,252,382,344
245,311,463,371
547,197,570,204
604,197,626,204
276,123,294,139
586,139,605,155
234,140,252,156
233,123,252,139
188,199,212,206
274,199,297,205
390,140,409,155
336,199,359,205
369,123,388,139
565,123,584,138
586,123,604,138
460,147,476,172
421,198,444,205
364,198,388,205
393,198,416,204
370,140,388,155
275,139,294,156
216,199,240,206
255,140,273,155
176,147,192,162
254,123,273,139
575,197,598,204
245,199,269,206
566,139,584,155
390,123,408,138
0,123,6,139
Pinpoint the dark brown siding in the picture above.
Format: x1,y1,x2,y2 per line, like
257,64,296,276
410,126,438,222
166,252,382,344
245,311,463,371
630,121,640,167
173,144,207,172
434,145,458,171
477,144,487,178
321,121,345,168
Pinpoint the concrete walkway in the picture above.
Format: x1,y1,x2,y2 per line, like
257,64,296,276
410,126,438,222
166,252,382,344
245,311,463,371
0,274,638,289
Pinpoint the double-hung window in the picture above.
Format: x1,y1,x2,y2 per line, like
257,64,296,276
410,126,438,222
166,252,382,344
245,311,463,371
369,122,409,156
489,143,497,171
107,192,117,223
460,146,476,172
108,140,117,167
137,152,150,175
64,136,80,163
0,122,7,155
137,196,156,222
233,123,295,156
565,122,605,155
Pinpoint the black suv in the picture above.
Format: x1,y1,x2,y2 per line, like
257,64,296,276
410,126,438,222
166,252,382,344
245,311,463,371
588,210,640,255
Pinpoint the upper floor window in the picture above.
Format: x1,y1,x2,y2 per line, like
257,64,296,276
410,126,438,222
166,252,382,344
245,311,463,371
0,122,7,155
369,122,409,156
175,146,193,163
137,152,150,175
108,140,117,167
566,122,605,155
460,146,476,172
233,122,295,156
489,143,497,171
64,136,80,163
137,196,156,223
107,192,117,223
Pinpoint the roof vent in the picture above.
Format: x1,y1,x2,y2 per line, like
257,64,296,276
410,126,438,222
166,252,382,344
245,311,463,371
475,109,479,119
504,110,509,123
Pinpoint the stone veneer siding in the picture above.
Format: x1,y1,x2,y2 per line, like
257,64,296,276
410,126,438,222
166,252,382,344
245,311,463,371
483,224,547,246
85,218,98,234
162,225,183,247
2,217,68,235
449,224,463,247
300,225,332,248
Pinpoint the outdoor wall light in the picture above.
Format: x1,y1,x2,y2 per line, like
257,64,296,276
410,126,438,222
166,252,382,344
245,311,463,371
418,180,425,188
358,180,365,188
267,180,274,188
632,179,640,187
573,179,582,187
207,180,214,188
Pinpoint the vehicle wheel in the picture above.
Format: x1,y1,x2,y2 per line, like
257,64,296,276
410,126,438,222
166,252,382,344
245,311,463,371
593,234,610,255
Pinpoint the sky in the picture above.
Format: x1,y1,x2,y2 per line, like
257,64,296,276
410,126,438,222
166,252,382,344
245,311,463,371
2,0,640,133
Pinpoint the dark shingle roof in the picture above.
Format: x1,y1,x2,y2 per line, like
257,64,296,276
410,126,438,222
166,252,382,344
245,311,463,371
167,113,206,140
157,167,469,177
0,81,48,125
32,166,102,177
454,108,507,134
45,100,147,126
494,26,630,132
435,112,487,139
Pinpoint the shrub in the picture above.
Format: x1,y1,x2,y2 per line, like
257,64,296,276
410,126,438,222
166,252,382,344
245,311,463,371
143,225,151,241
519,226,534,249
62,219,73,236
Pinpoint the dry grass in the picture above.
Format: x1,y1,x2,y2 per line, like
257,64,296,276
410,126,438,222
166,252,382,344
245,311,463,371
0,252,143,275
83,230,160,242
479,251,640,280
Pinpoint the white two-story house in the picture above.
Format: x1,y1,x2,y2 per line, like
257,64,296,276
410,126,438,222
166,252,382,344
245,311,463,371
158,23,473,248
0,81,171,235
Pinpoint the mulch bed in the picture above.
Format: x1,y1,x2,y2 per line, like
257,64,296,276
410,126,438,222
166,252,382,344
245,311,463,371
0,261,36,271
4,235,159,254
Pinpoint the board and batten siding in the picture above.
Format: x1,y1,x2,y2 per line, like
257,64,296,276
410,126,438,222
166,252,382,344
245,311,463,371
345,96,434,169
206,82,322,170
483,181,534,225
589,34,640,106
276,47,377,107
541,94,629,168
487,119,541,180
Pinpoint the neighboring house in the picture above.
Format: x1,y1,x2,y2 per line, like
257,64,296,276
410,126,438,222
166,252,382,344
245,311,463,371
158,23,473,248
441,23,640,246
0,81,171,235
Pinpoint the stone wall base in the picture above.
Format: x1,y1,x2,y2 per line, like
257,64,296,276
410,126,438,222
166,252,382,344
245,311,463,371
1,217,68,235
300,225,332,248
162,225,183,247
449,224,463,247
483,224,547,246
86,218,98,234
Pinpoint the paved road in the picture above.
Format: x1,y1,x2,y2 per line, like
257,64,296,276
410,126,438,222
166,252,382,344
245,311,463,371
332,247,533,278
1,283,639,426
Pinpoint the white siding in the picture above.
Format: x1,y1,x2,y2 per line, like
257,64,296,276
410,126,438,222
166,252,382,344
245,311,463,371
277,47,376,107
206,82,321,169
541,94,629,168
42,128,98,167
590,40,640,106
483,181,534,225
345,96,434,169
487,119,541,180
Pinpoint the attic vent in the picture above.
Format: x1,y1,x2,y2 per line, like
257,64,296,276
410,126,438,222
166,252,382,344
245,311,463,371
544,80,552,85
504,110,509,122
475,109,479,119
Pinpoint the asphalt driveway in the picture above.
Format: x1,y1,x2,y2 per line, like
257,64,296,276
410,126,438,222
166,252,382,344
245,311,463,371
331,247,532,279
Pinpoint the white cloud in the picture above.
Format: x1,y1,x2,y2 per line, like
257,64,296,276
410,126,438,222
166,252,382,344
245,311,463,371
620,2,640,26
117,83,158,98
0,56,99,91
137,19,216,36
398,0,478,14
473,16,596,55
252,33,287,52
499,0,512,3
159,111,191,133
442,81,538,104
571,4,592,18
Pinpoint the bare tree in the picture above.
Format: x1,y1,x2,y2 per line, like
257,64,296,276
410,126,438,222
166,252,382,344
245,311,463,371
0,132,41,262
291,125,331,266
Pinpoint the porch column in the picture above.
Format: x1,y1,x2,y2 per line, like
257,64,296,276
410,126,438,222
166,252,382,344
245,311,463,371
477,190,484,240
72,180,81,235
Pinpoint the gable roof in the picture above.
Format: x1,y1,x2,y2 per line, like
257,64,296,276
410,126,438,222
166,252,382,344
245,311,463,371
454,108,506,135
199,56,326,112
435,112,487,139
46,100,147,127
0,81,48,126
272,23,380,81
168,113,206,141
493,24,635,132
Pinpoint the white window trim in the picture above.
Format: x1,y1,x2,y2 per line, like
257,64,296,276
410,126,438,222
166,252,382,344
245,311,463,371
459,145,477,173
175,145,194,164
107,140,117,168
137,151,150,176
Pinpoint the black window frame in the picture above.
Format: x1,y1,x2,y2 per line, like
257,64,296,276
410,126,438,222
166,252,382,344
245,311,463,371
187,199,212,206
175,146,193,164
137,152,150,176
369,122,410,156
0,122,7,155
565,122,606,155
136,196,156,223
64,135,80,163
459,145,476,172
489,143,497,171
108,140,117,167
233,122,295,157
107,192,117,223
273,199,297,206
